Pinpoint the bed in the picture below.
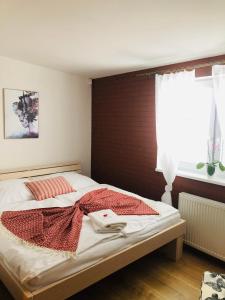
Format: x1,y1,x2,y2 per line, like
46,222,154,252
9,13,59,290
0,162,186,300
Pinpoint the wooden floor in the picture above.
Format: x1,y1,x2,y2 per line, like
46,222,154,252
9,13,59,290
1,246,225,300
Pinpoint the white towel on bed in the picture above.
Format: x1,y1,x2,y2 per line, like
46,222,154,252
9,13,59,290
88,209,127,233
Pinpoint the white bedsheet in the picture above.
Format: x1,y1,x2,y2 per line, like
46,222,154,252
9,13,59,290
0,184,180,291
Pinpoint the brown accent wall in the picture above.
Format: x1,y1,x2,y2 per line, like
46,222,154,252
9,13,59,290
92,55,225,207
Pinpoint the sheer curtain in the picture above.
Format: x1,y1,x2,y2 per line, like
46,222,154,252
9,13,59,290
155,70,195,205
212,65,225,164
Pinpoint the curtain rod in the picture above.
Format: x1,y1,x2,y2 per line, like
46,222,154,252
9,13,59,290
136,59,225,77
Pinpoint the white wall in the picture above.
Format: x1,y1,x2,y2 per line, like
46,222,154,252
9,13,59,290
0,56,91,175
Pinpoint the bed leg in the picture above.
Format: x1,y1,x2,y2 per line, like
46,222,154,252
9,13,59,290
160,235,184,261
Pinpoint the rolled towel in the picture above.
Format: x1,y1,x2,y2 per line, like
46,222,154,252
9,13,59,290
88,209,127,233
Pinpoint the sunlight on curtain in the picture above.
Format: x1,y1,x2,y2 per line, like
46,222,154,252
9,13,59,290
155,70,214,205
156,66,225,202
156,70,196,205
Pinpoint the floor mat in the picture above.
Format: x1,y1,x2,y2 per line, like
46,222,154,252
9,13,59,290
200,271,225,300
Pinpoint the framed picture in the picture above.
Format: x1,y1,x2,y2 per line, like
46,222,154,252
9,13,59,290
3,88,39,139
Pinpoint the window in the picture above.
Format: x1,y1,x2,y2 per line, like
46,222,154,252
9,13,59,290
178,76,224,176
156,71,225,185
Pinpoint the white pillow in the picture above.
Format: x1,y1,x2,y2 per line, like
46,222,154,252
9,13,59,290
59,172,98,190
28,172,98,190
0,178,34,205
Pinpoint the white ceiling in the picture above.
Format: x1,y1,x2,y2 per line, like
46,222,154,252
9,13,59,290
1,0,225,78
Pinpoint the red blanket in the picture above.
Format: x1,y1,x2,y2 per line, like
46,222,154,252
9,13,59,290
1,188,158,253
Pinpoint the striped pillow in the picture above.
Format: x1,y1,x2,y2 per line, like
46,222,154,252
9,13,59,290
25,176,76,201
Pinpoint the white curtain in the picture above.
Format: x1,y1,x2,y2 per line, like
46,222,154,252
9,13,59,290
212,65,225,164
155,70,195,205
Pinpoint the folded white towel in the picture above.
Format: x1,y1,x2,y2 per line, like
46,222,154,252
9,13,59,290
88,209,127,233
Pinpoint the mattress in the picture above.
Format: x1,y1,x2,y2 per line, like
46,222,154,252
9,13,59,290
0,183,181,291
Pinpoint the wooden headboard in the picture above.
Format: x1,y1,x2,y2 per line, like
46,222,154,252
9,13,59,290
0,162,81,181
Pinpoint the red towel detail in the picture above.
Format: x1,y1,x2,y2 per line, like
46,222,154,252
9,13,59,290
1,189,158,253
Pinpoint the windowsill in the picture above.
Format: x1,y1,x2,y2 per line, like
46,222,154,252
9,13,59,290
155,168,225,187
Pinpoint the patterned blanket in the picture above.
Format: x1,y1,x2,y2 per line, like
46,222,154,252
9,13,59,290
201,271,225,300
0,188,158,254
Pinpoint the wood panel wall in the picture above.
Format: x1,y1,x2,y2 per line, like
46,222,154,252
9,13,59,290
92,55,225,207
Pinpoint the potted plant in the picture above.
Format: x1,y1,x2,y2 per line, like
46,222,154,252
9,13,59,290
196,160,225,176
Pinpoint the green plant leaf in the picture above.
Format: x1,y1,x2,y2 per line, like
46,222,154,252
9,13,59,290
196,162,205,169
219,162,225,171
207,164,216,176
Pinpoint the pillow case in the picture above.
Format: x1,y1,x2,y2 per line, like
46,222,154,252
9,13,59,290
0,178,34,205
25,176,75,201
59,172,98,190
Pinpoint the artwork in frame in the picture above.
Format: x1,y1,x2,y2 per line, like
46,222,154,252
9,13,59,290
4,88,39,139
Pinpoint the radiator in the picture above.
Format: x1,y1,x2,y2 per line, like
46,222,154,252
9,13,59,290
178,192,225,262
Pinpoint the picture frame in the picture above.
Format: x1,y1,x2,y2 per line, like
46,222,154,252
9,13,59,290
3,88,39,139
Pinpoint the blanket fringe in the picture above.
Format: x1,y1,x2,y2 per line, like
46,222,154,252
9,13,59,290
0,213,77,259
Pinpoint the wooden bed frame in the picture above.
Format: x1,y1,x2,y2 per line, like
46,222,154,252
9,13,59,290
0,162,186,300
